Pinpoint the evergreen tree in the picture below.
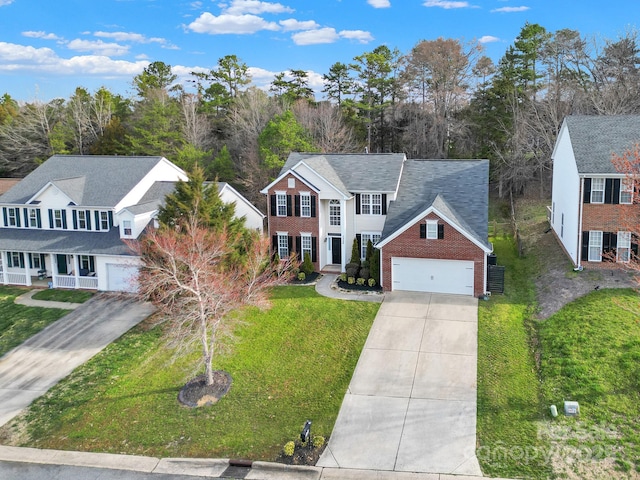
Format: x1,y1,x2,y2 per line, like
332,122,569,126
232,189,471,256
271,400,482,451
258,110,317,173
350,237,361,265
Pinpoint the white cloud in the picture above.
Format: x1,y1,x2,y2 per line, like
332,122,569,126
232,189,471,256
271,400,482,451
22,31,62,40
66,39,129,56
292,27,339,45
279,19,320,31
0,0,14,5
478,35,499,43
223,0,294,15
491,6,530,12
94,31,167,45
423,0,473,8
339,30,374,43
367,0,391,7
188,12,280,34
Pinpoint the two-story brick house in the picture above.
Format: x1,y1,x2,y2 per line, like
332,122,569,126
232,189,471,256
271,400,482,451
550,115,640,268
262,153,492,297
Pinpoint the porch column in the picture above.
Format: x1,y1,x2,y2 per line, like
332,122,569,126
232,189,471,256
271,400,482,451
24,256,31,287
340,199,347,273
51,254,58,288
0,251,7,285
72,255,80,289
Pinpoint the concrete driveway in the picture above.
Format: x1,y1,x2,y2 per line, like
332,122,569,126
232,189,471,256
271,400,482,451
318,291,481,476
0,294,155,427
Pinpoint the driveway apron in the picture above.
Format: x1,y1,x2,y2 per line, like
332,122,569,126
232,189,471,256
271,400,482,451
0,294,155,427
318,291,481,476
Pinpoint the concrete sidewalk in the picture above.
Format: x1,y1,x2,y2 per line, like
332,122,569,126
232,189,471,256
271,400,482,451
14,289,83,310
315,273,384,303
0,294,155,427
318,291,481,476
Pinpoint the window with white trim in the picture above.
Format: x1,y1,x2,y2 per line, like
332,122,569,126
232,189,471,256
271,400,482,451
123,220,132,236
276,193,287,217
591,178,605,203
29,209,38,228
618,231,631,262
301,234,312,261
100,211,109,230
361,232,381,259
588,230,603,262
426,220,438,239
329,200,341,226
300,192,311,217
361,193,382,215
80,255,92,271
77,210,87,230
7,252,21,268
53,209,63,229
620,178,634,204
7,208,17,226
278,234,289,259
30,253,42,270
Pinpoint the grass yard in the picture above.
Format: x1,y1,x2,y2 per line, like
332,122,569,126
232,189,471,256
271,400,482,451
0,287,70,358
538,288,640,477
477,235,553,480
31,289,93,303
5,286,378,460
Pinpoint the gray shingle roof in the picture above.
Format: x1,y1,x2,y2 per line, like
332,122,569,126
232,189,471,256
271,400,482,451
381,160,490,249
0,155,167,206
0,227,133,256
564,115,640,174
284,153,405,193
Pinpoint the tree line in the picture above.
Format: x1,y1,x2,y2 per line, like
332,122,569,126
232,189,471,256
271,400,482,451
2,22,640,204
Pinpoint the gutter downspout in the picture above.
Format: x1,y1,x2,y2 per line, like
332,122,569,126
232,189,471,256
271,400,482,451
577,176,585,269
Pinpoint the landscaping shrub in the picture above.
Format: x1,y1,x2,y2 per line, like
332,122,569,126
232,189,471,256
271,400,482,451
356,278,365,286
368,278,376,287
313,436,325,449
347,276,355,285
283,441,295,457
359,267,370,280
297,272,306,281
345,263,360,278
301,253,314,275
365,240,374,264
350,238,360,265
339,273,347,282
369,248,380,284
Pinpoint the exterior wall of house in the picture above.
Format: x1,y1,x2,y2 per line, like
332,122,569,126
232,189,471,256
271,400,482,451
96,255,140,291
266,173,321,271
219,186,264,232
380,212,486,297
550,124,582,265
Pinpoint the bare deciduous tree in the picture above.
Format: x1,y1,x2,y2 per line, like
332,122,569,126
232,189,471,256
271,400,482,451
293,101,358,152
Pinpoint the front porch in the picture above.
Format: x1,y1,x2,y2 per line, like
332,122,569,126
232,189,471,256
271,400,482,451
0,252,98,290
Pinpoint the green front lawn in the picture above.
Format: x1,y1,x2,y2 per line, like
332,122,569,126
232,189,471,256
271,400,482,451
539,288,640,475
31,289,93,303
0,287,70,358
10,286,378,460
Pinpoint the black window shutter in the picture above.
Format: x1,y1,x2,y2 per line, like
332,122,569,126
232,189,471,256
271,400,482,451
23,208,29,227
311,196,316,217
286,195,292,216
603,232,611,252
28,253,33,269
438,224,445,239
86,210,91,230
295,236,302,261
583,178,591,204
581,231,589,261
605,178,614,204
356,234,362,254
19,252,24,269
108,211,114,228
632,235,639,258
294,195,301,217
15,209,20,228
311,237,317,262
2,207,7,227
40,254,45,268
6,252,11,268
270,195,276,216
89,256,95,272
288,235,293,253
272,235,277,252
613,179,621,204
48,209,54,229
36,209,41,228
381,194,387,215
420,223,426,238
355,194,361,214
94,211,100,230
72,210,78,230
62,210,68,229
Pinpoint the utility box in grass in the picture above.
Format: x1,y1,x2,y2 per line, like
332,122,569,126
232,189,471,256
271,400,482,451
564,401,580,416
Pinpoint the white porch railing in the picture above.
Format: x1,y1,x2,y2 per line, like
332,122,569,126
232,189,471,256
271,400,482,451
78,276,98,289
7,272,28,285
53,275,98,290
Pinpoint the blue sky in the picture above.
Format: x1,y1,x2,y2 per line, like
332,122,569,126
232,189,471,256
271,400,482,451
1,0,639,101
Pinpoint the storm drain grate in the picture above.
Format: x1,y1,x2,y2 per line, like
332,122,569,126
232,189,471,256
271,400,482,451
220,459,253,479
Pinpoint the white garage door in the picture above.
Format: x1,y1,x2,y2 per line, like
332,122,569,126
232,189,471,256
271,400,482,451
106,264,138,292
392,257,474,296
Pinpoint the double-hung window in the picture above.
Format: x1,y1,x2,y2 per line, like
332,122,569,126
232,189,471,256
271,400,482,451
7,252,22,268
426,220,438,239
123,220,132,236
77,210,87,230
300,193,311,217
618,231,631,262
360,232,381,259
620,178,634,204
7,208,17,226
588,231,603,262
301,234,312,261
53,209,64,229
100,211,109,230
29,209,38,228
329,200,341,226
590,178,605,203
278,233,289,259
361,194,382,215
276,193,287,217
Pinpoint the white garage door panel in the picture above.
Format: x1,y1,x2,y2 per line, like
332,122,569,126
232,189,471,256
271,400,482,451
392,257,474,296
106,264,138,292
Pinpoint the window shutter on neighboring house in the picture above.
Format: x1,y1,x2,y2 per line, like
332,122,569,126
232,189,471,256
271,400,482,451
419,223,426,238
94,211,100,230
311,196,316,217
61,210,67,229
272,235,277,252
270,195,276,216
438,224,445,239
312,237,317,262
581,231,589,261
294,195,301,217
612,179,621,204
583,178,591,203
355,194,361,214
36,209,41,228
48,209,54,229
15,210,20,228
356,234,362,255
72,210,78,230
23,208,29,227
632,235,639,257
382,194,387,215
2,207,7,227
86,210,91,230
288,235,293,253
295,236,302,261
286,195,292,217
108,211,114,228
605,179,614,204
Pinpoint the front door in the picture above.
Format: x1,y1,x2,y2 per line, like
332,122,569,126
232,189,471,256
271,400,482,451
331,237,341,264
56,254,68,275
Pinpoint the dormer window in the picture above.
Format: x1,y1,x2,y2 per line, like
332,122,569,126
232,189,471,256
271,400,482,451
29,208,39,228
123,220,132,236
7,208,17,226
54,210,64,229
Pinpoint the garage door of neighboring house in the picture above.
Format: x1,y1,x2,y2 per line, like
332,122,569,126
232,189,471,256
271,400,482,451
106,264,138,292
391,257,474,296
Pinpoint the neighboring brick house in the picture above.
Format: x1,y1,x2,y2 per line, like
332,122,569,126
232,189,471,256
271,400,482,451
550,115,640,268
261,153,492,297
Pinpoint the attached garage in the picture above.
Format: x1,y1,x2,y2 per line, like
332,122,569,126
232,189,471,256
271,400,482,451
391,257,474,296
106,263,138,292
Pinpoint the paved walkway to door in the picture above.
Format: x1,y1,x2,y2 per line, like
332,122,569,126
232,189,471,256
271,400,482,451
318,291,481,476
0,294,155,427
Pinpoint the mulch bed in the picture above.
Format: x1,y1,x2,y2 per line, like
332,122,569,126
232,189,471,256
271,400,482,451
275,441,327,466
337,279,382,292
290,271,320,284
177,371,232,408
